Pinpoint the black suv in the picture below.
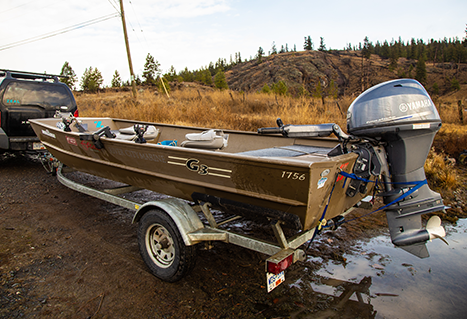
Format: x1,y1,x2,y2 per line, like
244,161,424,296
0,69,78,153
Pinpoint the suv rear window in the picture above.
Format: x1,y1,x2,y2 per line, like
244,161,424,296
2,81,73,110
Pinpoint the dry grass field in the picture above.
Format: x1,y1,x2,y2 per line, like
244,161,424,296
76,88,353,130
75,86,466,192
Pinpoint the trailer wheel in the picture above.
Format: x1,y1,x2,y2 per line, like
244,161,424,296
137,209,196,282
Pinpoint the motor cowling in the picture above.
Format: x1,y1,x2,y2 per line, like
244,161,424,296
347,79,446,258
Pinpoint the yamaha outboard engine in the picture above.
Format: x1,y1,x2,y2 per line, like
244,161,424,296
347,79,446,258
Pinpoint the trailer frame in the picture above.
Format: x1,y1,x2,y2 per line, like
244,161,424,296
56,164,318,291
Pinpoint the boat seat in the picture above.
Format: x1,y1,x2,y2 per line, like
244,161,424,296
114,125,160,142
180,129,228,150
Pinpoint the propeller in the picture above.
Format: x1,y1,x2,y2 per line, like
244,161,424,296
426,215,448,245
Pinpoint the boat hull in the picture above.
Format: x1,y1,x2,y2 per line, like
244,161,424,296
30,117,367,231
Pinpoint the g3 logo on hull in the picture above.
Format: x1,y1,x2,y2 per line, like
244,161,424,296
186,159,208,175
168,156,232,179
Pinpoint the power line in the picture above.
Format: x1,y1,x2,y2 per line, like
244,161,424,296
1,0,66,24
0,0,36,15
107,0,121,14
107,0,146,49
129,0,147,41
0,13,120,52
127,0,149,53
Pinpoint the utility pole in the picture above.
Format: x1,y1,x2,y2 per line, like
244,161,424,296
119,0,137,99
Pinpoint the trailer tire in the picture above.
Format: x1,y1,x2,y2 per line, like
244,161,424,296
137,208,196,282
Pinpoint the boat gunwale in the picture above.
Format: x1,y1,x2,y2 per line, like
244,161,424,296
29,117,349,168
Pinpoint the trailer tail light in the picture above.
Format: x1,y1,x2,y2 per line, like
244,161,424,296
73,109,79,117
267,254,293,275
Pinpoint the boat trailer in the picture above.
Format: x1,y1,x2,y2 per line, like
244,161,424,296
56,164,342,292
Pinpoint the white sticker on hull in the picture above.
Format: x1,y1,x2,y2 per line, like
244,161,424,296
41,129,56,139
317,177,327,189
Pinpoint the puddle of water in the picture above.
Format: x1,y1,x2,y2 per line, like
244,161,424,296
309,219,467,318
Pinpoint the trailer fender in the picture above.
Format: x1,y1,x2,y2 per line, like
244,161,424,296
132,198,204,246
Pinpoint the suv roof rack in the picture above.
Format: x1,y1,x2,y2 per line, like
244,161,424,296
0,69,68,83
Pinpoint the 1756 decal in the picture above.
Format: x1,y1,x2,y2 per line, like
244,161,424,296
281,171,306,181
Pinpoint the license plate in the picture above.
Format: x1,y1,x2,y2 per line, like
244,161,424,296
267,271,285,292
33,142,46,150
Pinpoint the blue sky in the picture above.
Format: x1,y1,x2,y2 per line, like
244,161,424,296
1,0,466,87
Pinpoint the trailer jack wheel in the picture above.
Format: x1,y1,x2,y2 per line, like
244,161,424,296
137,209,196,282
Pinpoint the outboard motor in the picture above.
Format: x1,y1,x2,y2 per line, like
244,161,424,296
347,79,447,258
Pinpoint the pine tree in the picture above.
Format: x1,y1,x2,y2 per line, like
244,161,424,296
389,46,399,70
318,37,326,51
142,53,160,85
60,61,77,90
257,47,264,63
135,75,142,86
180,67,194,82
304,36,313,50
415,56,427,83
203,69,213,85
214,69,229,90
80,67,103,92
328,79,338,99
312,81,323,99
236,52,242,63
111,70,122,87
451,78,461,91
194,69,203,83
194,68,212,85
432,82,439,95
271,81,288,96
271,42,277,55
362,36,372,59
164,65,177,82
215,58,226,71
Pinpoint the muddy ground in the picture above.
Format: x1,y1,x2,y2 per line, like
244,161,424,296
1,154,466,319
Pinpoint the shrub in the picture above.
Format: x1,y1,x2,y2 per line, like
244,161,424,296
271,81,288,96
260,84,271,94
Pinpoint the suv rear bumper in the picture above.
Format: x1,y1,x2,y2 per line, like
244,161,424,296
0,128,40,151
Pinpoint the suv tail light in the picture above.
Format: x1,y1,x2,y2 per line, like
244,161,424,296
73,109,79,117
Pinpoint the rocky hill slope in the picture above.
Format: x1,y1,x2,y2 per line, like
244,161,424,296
225,50,467,98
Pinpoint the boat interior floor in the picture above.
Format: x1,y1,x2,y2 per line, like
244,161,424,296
237,145,334,157
79,121,338,158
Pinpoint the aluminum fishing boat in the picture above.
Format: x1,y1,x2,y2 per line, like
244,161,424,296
29,79,448,288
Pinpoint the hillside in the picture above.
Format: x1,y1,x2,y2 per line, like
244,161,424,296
224,50,467,98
